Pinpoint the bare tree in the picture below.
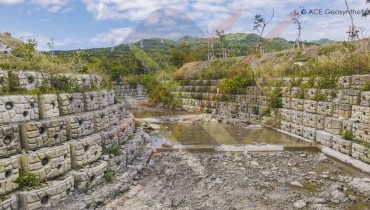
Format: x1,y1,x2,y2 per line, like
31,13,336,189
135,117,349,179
290,7,306,49
206,27,215,60
253,9,274,54
345,0,360,41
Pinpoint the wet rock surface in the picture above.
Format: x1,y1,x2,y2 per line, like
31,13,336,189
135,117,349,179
104,151,370,210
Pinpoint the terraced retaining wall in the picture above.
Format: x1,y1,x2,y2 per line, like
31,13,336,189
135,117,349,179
0,70,143,210
174,76,370,165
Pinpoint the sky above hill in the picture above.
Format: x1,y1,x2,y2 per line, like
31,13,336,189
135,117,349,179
0,0,368,51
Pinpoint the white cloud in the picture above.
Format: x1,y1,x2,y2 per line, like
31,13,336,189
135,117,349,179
90,27,134,46
0,0,71,12
0,0,23,5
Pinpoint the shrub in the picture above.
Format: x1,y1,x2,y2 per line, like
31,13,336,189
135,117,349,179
134,120,141,129
104,144,121,158
103,171,114,182
342,130,355,140
0,195,10,203
16,172,41,191
50,75,80,93
268,88,283,109
317,77,337,89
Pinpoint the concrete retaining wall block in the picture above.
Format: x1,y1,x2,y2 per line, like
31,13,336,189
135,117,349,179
57,93,84,115
338,76,351,89
239,112,249,122
282,97,291,109
333,103,352,120
303,126,316,141
108,105,119,126
99,90,109,109
305,89,317,100
38,94,60,119
123,133,144,163
291,98,304,111
352,123,370,144
84,92,100,111
351,75,370,89
280,109,291,122
332,135,352,155
69,134,102,168
304,100,317,113
0,125,20,157
247,104,259,115
360,91,370,107
0,95,39,125
317,102,333,117
351,143,370,163
66,112,94,140
324,117,343,135
0,194,18,210
351,105,370,124
91,75,102,89
93,109,110,131
20,144,71,181
245,95,257,104
106,151,127,172
281,87,291,97
291,87,302,98
246,86,257,95
249,114,260,124
15,71,46,90
0,155,20,195
0,71,8,89
75,75,91,88
18,175,74,210
19,118,67,151
107,90,115,105
100,127,120,152
316,130,334,147
291,124,303,136
240,102,248,113
257,96,268,106
303,112,317,128
291,110,303,125
336,89,360,105
72,161,107,190
280,121,291,132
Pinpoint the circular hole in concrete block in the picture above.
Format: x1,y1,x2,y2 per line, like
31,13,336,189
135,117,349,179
41,157,50,166
64,154,68,159
51,101,56,108
30,102,35,109
54,134,59,140
66,189,71,195
84,145,90,152
57,164,62,170
94,151,98,156
326,106,329,109
68,97,74,104
90,95,94,101
116,161,121,166
5,102,14,110
78,119,84,126
82,78,86,84
3,136,12,145
41,195,49,205
363,112,366,116
101,114,105,119
102,94,105,98
23,111,29,117
365,131,369,135
5,170,12,178
27,76,35,84
60,125,64,130
0,77,4,85
39,127,46,134
89,175,95,182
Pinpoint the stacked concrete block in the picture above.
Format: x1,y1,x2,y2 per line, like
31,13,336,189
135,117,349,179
0,70,8,89
352,143,370,163
248,104,259,115
351,105,370,124
337,76,351,89
66,112,94,140
219,102,227,110
93,109,110,131
100,127,119,152
124,133,144,163
342,119,357,131
0,95,39,125
107,90,115,105
291,99,304,111
228,102,238,111
75,74,91,88
228,111,239,118
249,114,260,124
324,117,343,135
350,75,370,89
98,90,109,109
19,118,67,151
281,87,291,97
316,131,334,147
14,71,46,90
108,105,119,126
333,103,352,120
219,109,229,116
280,109,291,122
316,115,325,130
209,101,219,109
305,89,317,100
336,89,360,105
38,94,60,119
0,155,20,195
259,106,269,116
235,95,245,102
58,93,84,115
257,96,268,106
304,100,317,113
245,95,257,104
291,87,302,98
246,86,257,95
282,78,292,86
69,134,102,168
107,150,127,172
352,123,370,143
303,112,317,128
239,112,249,122
0,125,20,158
84,92,100,111
280,121,291,132
319,89,337,102
291,110,303,125
291,124,303,136
194,100,202,108
72,161,107,190
317,102,333,117
302,126,316,141
239,102,248,112
0,194,18,210
360,91,370,107
18,175,74,210
332,135,352,155
21,144,71,181
282,98,291,109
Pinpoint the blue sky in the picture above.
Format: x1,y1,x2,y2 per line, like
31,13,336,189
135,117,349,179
0,0,368,51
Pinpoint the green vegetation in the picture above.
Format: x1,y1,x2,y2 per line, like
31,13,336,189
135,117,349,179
342,130,355,141
104,145,121,158
134,120,141,129
15,172,42,191
268,88,283,109
103,171,114,183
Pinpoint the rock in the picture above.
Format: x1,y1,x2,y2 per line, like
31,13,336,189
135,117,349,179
148,123,161,130
251,161,259,166
349,178,370,196
246,125,263,129
330,190,345,203
101,155,110,161
293,200,306,209
318,153,328,161
210,118,218,124
290,181,303,188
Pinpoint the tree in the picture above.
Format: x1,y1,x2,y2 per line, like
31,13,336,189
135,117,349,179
215,29,229,58
253,10,274,54
290,7,306,49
